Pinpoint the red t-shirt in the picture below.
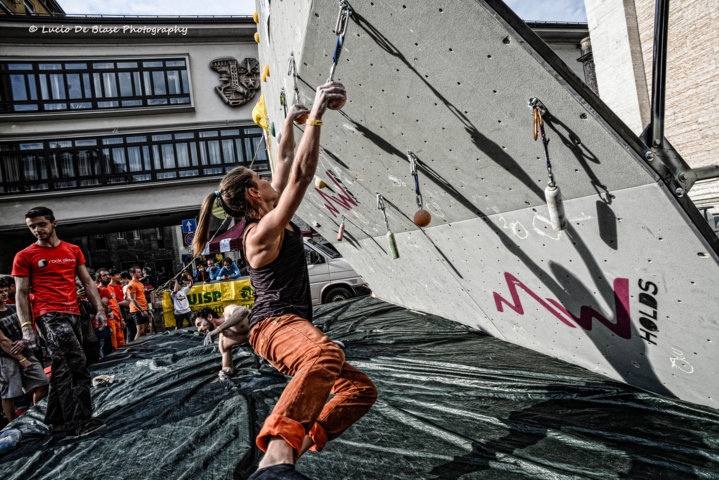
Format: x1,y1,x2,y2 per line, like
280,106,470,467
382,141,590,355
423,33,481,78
109,284,125,306
12,241,84,318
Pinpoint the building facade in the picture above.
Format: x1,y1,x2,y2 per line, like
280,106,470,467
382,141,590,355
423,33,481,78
0,12,593,277
0,14,264,274
584,0,719,223
0,0,64,16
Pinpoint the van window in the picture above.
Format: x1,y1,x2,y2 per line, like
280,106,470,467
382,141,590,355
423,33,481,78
305,245,325,265
306,238,341,259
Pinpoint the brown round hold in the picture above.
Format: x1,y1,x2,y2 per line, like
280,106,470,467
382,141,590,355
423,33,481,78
327,97,346,110
414,209,431,227
295,113,308,125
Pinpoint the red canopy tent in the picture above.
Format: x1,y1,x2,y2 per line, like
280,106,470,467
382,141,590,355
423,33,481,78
202,220,246,255
202,218,312,255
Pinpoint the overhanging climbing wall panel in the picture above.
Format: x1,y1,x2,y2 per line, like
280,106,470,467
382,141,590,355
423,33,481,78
255,0,719,409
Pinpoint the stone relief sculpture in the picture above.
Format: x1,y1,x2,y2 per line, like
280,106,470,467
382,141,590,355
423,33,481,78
210,57,260,107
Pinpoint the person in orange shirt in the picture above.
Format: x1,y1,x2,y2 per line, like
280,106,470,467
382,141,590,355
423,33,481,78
126,266,151,341
107,268,128,346
96,268,125,349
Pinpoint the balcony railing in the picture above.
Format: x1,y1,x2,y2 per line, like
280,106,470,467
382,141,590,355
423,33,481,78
0,125,268,194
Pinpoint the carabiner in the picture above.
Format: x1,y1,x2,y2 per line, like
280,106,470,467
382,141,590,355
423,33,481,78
334,1,352,36
376,193,390,230
407,151,423,209
288,53,300,104
328,1,353,82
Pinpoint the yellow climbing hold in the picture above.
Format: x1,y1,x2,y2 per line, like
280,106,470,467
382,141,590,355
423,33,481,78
253,11,259,23
254,32,260,43
262,65,270,82
252,94,269,130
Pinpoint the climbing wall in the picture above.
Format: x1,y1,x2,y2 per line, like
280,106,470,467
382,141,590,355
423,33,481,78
254,0,719,409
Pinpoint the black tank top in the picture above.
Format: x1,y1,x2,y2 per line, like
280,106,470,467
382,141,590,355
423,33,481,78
245,221,312,329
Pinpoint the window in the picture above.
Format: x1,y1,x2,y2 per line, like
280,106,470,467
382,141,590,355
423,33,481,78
0,57,192,114
0,126,267,194
24,1,36,15
95,235,107,250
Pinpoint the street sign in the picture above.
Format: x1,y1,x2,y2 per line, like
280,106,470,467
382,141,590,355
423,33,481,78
181,219,196,233
184,232,195,246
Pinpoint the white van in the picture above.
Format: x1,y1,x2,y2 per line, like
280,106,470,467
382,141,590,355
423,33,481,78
304,238,371,305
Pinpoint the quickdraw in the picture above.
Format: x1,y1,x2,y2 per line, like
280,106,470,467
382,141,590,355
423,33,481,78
287,52,300,105
279,87,287,117
531,98,555,188
287,52,308,123
408,151,423,209
328,1,352,82
530,97,566,231
408,151,432,227
377,193,399,259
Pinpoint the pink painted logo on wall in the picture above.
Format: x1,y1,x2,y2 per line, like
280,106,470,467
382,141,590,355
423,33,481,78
493,272,660,345
314,171,358,218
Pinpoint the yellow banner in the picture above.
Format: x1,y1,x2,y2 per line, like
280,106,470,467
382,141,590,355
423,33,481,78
162,278,254,328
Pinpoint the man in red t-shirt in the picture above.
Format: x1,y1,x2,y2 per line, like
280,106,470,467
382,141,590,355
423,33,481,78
12,206,107,438
126,266,151,340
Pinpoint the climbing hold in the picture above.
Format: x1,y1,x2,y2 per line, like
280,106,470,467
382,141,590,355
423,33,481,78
254,32,260,43
253,11,259,23
262,64,270,82
295,113,308,125
377,193,399,259
337,216,346,241
414,209,432,227
252,94,269,130
315,177,327,189
545,184,567,231
270,121,276,137
280,88,287,117
386,231,399,259
328,96,346,110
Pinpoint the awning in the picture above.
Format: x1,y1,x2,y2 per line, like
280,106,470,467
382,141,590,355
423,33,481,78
201,219,246,255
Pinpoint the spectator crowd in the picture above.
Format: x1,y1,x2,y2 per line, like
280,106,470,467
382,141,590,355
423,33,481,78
0,254,245,428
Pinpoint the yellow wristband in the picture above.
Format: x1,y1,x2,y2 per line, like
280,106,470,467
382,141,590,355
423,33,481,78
19,357,27,363
21,321,32,328
305,119,323,127
217,326,223,333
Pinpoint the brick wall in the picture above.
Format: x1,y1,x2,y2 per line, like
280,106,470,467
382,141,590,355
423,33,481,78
635,0,719,170
586,0,719,206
